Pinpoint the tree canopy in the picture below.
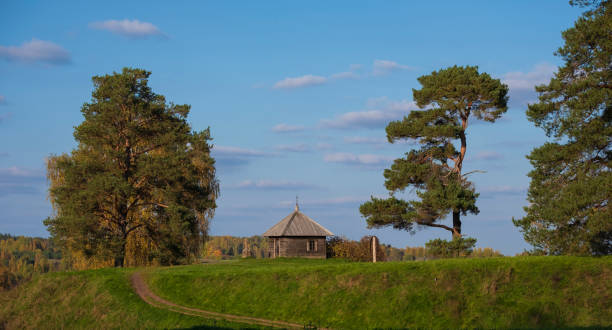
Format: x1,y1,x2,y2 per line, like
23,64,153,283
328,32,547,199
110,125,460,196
513,1,611,255
360,65,508,238
45,68,219,267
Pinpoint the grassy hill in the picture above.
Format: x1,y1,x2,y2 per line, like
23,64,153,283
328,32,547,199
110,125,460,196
0,267,263,329
148,257,611,329
1,256,610,329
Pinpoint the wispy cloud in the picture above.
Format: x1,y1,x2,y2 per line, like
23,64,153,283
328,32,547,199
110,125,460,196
273,65,361,89
503,63,556,90
349,64,362,71
0,39,71,65
272,123,305,133
479,185,527,198
279,196,366,208
89,19,164,38
0,166,45,196
273,75,327,89
324,152,394,167
488,140,540,148
276,144,310,153
503,63,556,108
469,151,504,161
343,136,413,147
320,97,417,129
344,136,387,145
230,179,319,190
372,59,413,76
213,146,270,157
212,146,273,170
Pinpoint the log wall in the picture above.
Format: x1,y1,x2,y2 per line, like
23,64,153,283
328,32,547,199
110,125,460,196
267,236,326,259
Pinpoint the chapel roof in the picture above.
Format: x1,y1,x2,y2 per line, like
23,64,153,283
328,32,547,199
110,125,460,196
263,202,334,237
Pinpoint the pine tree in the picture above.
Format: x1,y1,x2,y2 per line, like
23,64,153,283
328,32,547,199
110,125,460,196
360,66,508,238
45,68,219,266
513,1,611,255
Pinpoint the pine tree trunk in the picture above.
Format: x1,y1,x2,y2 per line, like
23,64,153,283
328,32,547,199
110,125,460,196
452,211,462,238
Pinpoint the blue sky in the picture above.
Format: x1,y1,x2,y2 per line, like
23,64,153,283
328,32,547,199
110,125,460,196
0,1,584,255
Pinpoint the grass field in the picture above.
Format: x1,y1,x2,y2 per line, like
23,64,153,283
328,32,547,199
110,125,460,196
0,267,264,329
1,256,610,329
147,257,612,329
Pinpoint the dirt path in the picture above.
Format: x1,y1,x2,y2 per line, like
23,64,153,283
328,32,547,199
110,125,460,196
130,272,310,329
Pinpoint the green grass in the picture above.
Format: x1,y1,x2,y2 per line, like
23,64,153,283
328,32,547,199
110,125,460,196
146,257,612,329
0,267,267,329
2,257,610,329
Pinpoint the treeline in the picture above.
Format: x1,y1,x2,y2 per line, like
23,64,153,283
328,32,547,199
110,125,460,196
203,236,270,259
204,235,503,261
0,232,505,289
0,234,65,289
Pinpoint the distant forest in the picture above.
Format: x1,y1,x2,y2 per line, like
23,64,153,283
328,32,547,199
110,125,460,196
0,234,64,289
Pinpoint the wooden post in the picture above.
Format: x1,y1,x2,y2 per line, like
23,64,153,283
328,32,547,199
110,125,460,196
372,236,377,263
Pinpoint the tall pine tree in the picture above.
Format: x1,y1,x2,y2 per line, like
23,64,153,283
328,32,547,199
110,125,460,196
360,66,508,238
45,68,219,267
513,1,611,255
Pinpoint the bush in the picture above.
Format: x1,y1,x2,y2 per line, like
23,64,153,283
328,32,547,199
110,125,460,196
0,266,18,290
327,236,386,262
425,237,477,258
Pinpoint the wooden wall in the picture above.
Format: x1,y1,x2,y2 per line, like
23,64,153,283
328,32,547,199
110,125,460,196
267,236,326,259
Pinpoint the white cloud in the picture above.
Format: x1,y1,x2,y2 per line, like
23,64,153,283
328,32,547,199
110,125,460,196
469,151,504,161
349,64,363,71
272,64,362,90
344,136,388,145
272,123,305,133
276,144,310,153
503,63,557,108
89,19,164,38
324,152,394,166
279,196,365,207
0,166,45,196
213,146,270,157
0,39,71,64
321,110,398,129
231,180,318,190
372,59,413,76
273,75,327,89
479,185,527,197
366,97,415,111
0,166,40,177
503,63,556,90
212,145,273,169
320,98,418,129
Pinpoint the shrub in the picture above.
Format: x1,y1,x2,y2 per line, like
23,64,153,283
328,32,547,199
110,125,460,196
425,237,477,258
327,236,386,262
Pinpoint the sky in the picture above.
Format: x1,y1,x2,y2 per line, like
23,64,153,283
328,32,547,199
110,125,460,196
0,1,585,255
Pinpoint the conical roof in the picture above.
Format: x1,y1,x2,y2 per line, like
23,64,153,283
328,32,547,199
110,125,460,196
263,203,334,237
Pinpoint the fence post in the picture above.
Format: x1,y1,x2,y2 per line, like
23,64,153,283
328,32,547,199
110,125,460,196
372,236,377,263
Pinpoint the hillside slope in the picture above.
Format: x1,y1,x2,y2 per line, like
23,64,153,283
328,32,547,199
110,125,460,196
147,257,612,329
1,257,610,329
0,268,261,329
